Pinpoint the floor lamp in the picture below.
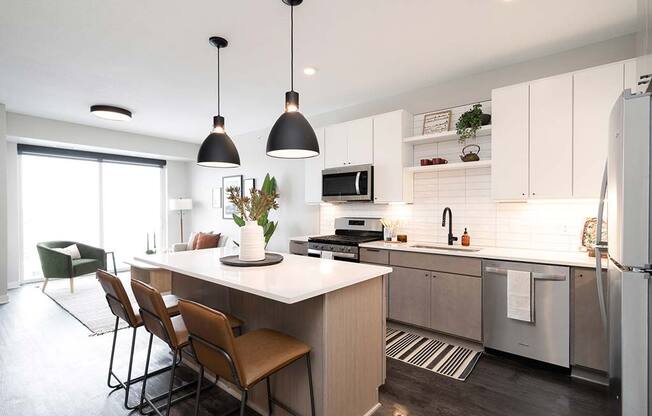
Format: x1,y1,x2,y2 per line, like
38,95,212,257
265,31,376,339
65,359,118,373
169,198,193,243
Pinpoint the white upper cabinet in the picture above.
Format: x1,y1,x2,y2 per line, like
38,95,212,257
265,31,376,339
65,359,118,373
529,74,573,199
491,83,530,200
373,110,413,203
324,118,374,168
573,62,625,198
304,127,325,204
324,122,349,168
347,117,374,166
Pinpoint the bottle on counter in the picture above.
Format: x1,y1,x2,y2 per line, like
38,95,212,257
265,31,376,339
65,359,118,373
461,228,470,246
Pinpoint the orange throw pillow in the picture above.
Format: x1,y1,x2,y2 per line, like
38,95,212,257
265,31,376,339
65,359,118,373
195,233,221,250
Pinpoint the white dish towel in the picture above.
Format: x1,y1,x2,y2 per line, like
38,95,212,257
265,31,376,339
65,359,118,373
507,270,533,322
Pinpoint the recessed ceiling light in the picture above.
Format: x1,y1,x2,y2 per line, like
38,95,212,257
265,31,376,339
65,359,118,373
303,67,318,76
90,105,132,121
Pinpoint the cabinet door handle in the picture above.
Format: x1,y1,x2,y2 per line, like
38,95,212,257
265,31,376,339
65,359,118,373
365,248,380,252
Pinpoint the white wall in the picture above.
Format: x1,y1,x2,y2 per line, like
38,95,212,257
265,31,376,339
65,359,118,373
6,142,20,289
306,34,637,130
0,104,8,303
190,129,319,253
6,113,198,161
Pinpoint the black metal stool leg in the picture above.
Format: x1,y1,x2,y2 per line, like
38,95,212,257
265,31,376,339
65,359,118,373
193,365,204,416
239,390,248,416
139,333,155,415
164,349,179,416
123,326,138,409
107,317,120,388
306,354,315,416
266,377,273,415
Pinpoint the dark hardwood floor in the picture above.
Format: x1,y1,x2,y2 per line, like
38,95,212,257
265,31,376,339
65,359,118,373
0,283,612,416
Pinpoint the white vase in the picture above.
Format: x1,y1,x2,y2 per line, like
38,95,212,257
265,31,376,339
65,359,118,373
239,220,265,261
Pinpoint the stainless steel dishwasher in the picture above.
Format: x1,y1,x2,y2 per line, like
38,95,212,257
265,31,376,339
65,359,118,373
483,260,570,367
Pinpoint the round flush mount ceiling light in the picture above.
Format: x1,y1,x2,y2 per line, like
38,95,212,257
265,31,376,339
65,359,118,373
303,66,318,76
90,105,132,121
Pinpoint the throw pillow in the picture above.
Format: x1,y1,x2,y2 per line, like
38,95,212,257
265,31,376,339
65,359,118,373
54,244,82,259
187,232,198,250
195,233,221,250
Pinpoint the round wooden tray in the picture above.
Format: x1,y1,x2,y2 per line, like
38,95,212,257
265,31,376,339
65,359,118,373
219,253,284,267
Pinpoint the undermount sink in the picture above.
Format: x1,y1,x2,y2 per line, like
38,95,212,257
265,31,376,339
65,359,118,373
410,244,481,253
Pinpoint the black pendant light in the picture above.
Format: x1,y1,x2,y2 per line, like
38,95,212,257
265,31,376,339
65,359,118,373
197,36,241,168
266,0,320,159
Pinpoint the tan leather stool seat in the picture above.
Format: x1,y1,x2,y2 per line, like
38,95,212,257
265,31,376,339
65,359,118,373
130,294,180,326
234,329,311,388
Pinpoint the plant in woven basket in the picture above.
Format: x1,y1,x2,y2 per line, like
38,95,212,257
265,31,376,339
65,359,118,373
227,174,279,246
456,103,484,144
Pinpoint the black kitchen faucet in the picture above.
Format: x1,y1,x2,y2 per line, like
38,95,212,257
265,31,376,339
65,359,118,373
442,207,458,246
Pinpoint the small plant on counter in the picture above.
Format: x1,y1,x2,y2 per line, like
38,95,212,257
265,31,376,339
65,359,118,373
227,173,279,246
456,103,484,144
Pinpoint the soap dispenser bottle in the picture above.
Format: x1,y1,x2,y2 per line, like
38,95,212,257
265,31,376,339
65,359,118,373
461,228,470,246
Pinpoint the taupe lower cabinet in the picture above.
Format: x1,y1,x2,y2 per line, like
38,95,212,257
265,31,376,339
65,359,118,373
360,248,482,341
572,267,608,372
430,272,482,341
388,266,431,327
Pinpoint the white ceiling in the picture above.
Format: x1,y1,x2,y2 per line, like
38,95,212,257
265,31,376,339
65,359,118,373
0,0,637,143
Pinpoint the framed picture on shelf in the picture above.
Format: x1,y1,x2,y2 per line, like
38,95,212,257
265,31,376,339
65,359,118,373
222,175,243,219
243,178,256,198
212,187,222,209
422,110,452,134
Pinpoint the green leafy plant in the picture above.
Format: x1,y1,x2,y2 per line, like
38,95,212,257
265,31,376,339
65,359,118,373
456,103,484,144
228,174,279,246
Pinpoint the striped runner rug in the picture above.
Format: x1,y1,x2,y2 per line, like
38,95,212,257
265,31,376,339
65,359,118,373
386,327,482,381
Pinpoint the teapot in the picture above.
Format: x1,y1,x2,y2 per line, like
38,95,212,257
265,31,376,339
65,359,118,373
460,144,480,162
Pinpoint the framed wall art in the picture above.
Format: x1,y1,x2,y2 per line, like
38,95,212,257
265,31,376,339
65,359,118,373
243,178,256,199
222,175,243,219
422,110,452,135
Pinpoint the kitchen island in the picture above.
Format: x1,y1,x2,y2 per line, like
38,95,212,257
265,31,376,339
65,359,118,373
135,247,392,416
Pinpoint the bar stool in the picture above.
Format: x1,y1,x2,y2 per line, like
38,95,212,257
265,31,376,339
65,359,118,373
178,299,315,416
97,270,180,410
131,280,243,416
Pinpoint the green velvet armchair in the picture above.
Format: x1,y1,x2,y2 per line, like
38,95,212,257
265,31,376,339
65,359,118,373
36,241,106,293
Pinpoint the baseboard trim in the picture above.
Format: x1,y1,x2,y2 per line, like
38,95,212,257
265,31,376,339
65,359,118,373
0,294,10,304
363,402,382,416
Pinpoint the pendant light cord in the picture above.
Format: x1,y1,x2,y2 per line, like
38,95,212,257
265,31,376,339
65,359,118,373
217,46,221,116
290,4,294,92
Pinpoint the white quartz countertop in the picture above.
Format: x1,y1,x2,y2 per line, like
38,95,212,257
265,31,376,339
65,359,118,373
359,241,605,269
135,247,392,304
288,235,317,243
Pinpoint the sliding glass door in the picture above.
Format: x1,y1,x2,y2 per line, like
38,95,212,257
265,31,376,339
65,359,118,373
21,156,102,281
102,163,162,269
20,148,164,282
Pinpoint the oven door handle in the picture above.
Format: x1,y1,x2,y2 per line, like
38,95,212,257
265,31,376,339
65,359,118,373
355,172,361,195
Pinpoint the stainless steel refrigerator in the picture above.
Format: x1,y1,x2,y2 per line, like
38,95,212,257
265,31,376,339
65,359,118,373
596,90,652,415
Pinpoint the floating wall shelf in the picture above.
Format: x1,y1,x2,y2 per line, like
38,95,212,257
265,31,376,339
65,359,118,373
404,160,492,174
404,125,492,146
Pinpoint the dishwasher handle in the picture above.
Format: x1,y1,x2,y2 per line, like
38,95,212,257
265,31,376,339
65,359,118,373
484,266,567,281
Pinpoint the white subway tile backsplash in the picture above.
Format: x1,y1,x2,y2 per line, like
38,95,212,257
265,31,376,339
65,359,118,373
319,167,596,252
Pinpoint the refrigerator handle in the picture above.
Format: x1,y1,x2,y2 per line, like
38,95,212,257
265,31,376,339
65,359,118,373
595,160,608,330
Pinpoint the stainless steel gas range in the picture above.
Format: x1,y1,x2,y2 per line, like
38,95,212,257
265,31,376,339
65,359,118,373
308,217,383,262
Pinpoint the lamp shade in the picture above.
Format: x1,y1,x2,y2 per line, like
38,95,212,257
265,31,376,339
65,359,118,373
197,128,241,168
169,198,193,211
266,111,319,158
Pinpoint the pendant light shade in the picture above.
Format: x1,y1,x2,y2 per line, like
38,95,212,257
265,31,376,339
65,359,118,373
266,0,320,159
197,37,241,168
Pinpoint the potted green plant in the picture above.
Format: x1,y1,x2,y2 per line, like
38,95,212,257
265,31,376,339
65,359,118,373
227,174,279,259
455,103,491,144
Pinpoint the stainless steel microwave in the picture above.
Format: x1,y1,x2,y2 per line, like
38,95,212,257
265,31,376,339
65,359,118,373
321,164,373,202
